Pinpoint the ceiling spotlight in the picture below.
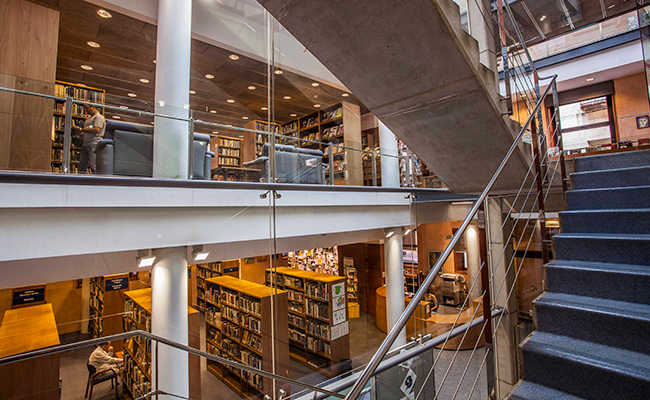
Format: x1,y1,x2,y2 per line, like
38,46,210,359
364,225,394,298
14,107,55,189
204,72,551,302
586,77,595,82
227,99,235,103
210,110,217,114
314,104,321,108
248,86,256,90
97,9,112,18
119,105,128,109
540,15,547,22
80,65,93,70
87,41,100,48
113,115,121,119
311,82,320,87
342,93,350,97
274,70,283,75
284,96,291,100
229,54,240,60
385,231,395,238
242,116,249,120
137,250,156,268
403,228,412,236
192,245,210,261
189,90,196,94
261,107,268,111
290,113,297,117
205,74,215,79
127,93,137,97
140,78,150,83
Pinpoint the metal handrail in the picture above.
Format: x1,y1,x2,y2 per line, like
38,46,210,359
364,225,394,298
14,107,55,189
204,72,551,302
344,74,558,400
0,329,345,399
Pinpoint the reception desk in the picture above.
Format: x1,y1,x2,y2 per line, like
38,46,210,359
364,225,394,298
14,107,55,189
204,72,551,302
376,287,485,350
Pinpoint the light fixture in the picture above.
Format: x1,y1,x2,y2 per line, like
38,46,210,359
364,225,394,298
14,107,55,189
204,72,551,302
113,115,121,119
403,228,412,236
314,104,321,108
242,116,249,120
189,90,196,94
540,15,547,22
386,231,395,238
119,105,128,109
210,110,217,114
311,82,320,87
227,99,235,103
76,83,87,87
97,9,112,18
451,201,474,206
586,77,595,82
213,131,219,134
150,122,155,125
261,107,268,111
127,93,137,97
239,135,244,138
137,250,156,268
139,78,150,83
153,59,157,64
87,41,100,48
608,4,615,9
248,85,256,90
205,74,215,79
229,54,240,60
81,65,93,70
284,96,291,100
290,113,297,117
342,93,350,97
191,245,210,261
274,69,283,75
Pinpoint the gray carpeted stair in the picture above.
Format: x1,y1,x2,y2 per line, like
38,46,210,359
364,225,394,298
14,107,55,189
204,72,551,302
510,149,650,399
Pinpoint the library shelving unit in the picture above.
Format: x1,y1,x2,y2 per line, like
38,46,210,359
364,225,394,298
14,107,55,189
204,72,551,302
204,276,289,399
243,120,280,159
0,304,61,400
265,267,349,377
195,262,223,311
89,273,130,351
52,81,105,173
215,136,243,167
122,288,201,400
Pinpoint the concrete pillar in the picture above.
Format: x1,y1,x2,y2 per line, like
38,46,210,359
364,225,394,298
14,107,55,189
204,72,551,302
153,0,192,179
151,246,189,399
465,223,482,300
468,0,498,74
379,121,400,188
80,279,90,334
384,227,407,349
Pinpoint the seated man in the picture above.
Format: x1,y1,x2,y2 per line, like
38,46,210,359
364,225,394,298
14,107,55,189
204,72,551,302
89,341,123,379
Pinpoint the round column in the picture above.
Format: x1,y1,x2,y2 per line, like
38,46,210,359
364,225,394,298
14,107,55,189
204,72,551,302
379,121,400,188
466,224,482,300
385,227,407,349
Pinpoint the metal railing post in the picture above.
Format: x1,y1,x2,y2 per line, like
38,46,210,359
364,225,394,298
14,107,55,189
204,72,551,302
371,151,377,187
496,0,513,115
530,117,551,266
63,96,73,173
328,143,334,185
478,202,496,399
552,82,569,196
188,111,195,180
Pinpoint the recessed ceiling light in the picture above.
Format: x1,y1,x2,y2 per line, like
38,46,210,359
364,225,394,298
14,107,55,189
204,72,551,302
113,115,121,119
227,99,235,103
314,104,321,108
248,86,256,90
229,54,240,60
311,82,320,87
608,4,615,9
127,93,137,97
242,116,249,120
87,41,100,48
342,93,350,97
189,90,196,94
210,110,217,114
119,105,128,109
586,77,595,82
284,96,291,100
290,113,297,117
274,70,283,75
140,78,150,83
540,15,547,22
80,65,93,70
97,9,112,18
205,74,214,79
261,107,268,111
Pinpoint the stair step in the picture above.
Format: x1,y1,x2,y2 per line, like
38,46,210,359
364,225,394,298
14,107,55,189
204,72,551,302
567,185,650,210
547,260,650,305
561,209,650,234
575,148,650,172
572,166,650,189
535,292,650,354
554,233,650,266
522,332,650,399
509,381,587,400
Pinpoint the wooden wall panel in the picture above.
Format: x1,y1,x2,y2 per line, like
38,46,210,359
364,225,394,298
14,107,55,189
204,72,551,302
343,101,363,185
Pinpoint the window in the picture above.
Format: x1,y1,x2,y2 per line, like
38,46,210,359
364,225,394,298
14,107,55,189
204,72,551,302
556,96,616,151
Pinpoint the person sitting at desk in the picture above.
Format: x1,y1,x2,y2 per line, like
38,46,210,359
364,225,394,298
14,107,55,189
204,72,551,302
89,341,122,379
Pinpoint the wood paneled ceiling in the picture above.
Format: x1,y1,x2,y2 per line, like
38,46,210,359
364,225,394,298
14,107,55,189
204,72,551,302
30,0,361,132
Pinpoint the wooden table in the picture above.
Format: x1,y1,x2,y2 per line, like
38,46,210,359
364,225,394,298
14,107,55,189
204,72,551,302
211,166,261,182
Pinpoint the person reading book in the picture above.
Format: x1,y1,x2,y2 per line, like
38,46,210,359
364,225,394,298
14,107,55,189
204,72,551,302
89,341,123,378
72,104,106,174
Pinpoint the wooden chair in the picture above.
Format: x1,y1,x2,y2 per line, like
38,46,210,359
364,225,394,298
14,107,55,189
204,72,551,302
85,361,118,399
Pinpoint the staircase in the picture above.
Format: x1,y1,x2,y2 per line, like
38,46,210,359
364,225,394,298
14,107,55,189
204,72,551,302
511,149,650,399
260,0,530,193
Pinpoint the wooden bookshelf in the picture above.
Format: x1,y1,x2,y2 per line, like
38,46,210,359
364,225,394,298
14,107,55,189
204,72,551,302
122,288,201,400
195,262,223,311
204,276,289,399
265,267,349,377
215,136,243,167
52,81,105,173
89,273,130,352
243,121,281,159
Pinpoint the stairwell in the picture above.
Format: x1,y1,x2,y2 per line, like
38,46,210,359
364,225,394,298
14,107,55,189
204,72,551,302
260,0,529,193
511,149,650,399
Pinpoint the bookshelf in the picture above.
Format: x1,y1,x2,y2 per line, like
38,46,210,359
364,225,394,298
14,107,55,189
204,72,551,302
52,81,105,173
204,276,289,399
215,136,243,167
89,273,130,352
265,267,349,377
194,260,241,311
243,121,281,158
122,288,201,400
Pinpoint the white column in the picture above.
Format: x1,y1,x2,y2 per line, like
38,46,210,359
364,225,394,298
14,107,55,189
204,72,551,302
379,121,400,188
468,0,498,73
151,246,189,399
465,224,482,300
385,227,407,349
153,0,192,179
